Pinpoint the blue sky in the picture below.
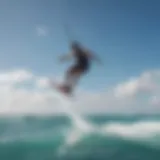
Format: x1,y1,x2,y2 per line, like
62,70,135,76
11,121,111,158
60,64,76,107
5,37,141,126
0,0,160,91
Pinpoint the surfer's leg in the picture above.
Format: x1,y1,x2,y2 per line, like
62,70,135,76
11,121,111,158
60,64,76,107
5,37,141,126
62,65,86,93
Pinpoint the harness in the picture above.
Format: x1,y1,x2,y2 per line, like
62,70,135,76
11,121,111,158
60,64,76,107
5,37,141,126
74,49,89,67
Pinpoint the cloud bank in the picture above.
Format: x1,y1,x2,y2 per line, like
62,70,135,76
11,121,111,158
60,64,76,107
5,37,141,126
0,69,159,115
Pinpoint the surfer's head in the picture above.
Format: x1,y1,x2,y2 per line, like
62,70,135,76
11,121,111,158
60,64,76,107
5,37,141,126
71,41,81,50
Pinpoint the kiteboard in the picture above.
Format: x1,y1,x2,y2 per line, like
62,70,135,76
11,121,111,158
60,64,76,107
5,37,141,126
49,79,72,97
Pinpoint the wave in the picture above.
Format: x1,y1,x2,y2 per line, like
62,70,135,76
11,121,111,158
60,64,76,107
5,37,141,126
0,116,160,142
63,120,160,149
0,116,160,160
0,94,160,160
102,121,160,138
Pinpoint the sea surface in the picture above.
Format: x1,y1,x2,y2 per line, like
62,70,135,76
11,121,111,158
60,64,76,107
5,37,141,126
0,114,160,160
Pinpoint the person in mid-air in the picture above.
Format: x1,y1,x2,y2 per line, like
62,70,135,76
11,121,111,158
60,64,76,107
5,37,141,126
56,41,101,95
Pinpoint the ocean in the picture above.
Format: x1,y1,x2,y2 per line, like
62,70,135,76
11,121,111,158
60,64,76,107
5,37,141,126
0,114,160,160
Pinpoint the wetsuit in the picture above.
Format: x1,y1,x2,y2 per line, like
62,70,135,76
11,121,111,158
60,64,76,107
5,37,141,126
64,48,90,92
69,48,90,74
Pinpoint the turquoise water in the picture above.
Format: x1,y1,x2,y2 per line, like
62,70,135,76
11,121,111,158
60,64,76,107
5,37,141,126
0,115,160,160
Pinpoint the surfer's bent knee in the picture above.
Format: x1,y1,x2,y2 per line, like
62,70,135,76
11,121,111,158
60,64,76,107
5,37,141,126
67,64,89,75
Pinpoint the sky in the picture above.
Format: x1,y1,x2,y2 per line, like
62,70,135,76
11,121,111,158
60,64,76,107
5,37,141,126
0,0,160,115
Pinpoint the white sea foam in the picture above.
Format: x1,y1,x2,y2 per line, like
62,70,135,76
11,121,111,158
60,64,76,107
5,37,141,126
101,121,160,139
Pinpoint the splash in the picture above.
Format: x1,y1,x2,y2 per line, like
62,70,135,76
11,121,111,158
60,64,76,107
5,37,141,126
52,91,95,157
53,91,93,131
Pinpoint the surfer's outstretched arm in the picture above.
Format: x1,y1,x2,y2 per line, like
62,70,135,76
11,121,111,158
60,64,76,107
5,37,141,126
59,53,72,62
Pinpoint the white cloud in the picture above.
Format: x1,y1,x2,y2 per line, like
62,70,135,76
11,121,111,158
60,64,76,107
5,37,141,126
0,69,159,115
36,77,50,88
114,71,156,99
150,95,160,106
36,25,49,36
0,69,33,85
75,69,160,114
